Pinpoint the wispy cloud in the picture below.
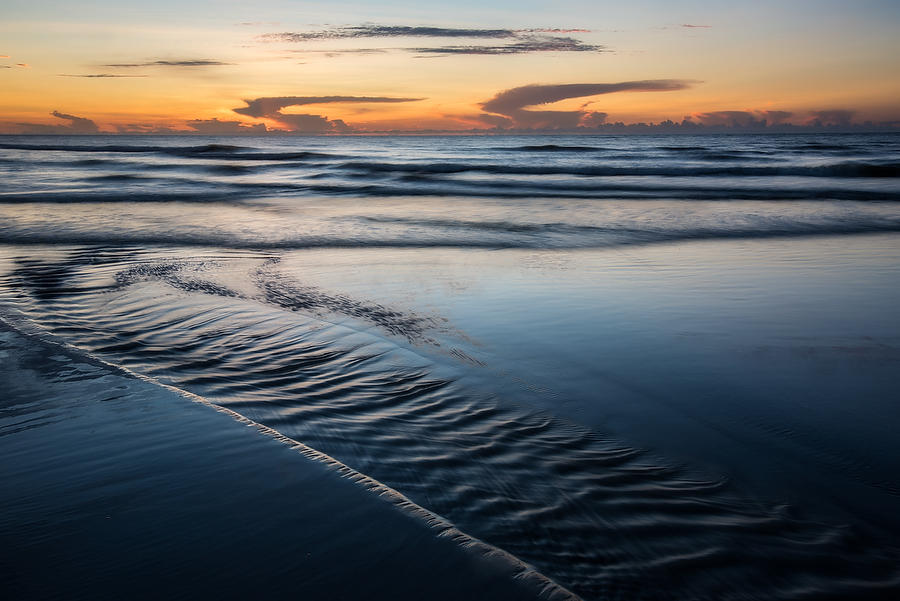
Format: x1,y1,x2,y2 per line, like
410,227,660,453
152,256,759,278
414,36,601,55
0,55,9,59
103,59,232,68
287,48,388,58
261,26,521,42
261,24,601,56
233,95,424,132
681,24,712,28
263,26,595,41
526,29,591,33
16,63,30,68
58,73,149,78
481,80,694,129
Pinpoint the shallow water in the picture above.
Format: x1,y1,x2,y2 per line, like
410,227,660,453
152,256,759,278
2,133,899,600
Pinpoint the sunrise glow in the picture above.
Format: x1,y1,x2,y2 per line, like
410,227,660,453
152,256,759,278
2,0,899,134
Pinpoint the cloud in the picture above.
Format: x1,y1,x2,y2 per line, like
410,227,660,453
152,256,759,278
51,111,98,132
525,29,591,33
15,111,99,134
682,24,712,28
477,113,515,128
0,65,10,69
807,109,855,126
690,110,794,128
261,24,601,56
185,118,267,134
262,26,595,42
580,112,608,127
58,73,148,78
406,108,890,134
234,96,423,117
483,81,693,114
261,26,521,42
16,63,30,68
481,80,694,129
103,59,231,68
414,35,601,55
233,95,423,132
762,110,793,124
0,54,9,58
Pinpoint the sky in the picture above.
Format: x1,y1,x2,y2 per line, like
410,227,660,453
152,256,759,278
1,0,899,133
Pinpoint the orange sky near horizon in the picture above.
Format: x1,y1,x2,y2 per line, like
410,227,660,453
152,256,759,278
2,1,898,133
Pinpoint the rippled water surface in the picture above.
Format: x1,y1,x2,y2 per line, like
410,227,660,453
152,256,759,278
2,133,899,600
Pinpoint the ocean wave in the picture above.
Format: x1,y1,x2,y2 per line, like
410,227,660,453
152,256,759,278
1,181,896,202
2,219,899,250
338,160,900,178
0,142,247,154
790,142,857,151
83,173,153,182
498,144,777,157
496,145,759,161
355,215,900,237
300,182,898,201
0,190,246,203
496,144,607,152
0,142,341,161
382,175,900,201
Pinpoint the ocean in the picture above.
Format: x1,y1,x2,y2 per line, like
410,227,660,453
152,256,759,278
2,133,899,600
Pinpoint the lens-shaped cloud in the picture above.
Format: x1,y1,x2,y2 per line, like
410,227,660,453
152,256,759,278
481,80,694,129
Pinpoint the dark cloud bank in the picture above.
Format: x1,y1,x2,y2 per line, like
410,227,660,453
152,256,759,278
6,101,895,135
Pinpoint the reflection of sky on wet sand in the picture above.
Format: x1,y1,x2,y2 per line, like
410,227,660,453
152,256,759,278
280,234,900,530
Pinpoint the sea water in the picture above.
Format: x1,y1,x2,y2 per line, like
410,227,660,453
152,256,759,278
2,133,899,600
